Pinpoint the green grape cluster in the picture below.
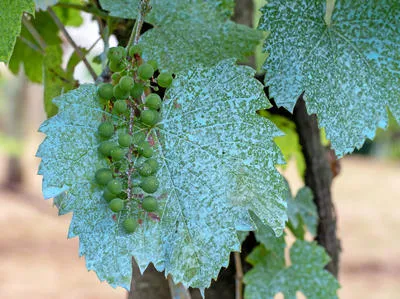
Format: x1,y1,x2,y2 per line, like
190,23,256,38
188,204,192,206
94,45,174,234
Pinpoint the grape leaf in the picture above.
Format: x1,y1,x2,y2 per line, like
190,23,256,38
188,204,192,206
9,11,61,83
37,60,288,290
34,0,58,10
53,0,84,27
0,0,35,63
287,186,317,238
244,241,340,299
98,0,139,19
43,45,78,117
259,0,400,157
140,1,264,73
251,213,285,256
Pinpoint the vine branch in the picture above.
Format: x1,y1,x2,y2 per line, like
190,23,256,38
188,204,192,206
126,0,152,49
47,7,98,81
22,16,47,51
234,252,244,299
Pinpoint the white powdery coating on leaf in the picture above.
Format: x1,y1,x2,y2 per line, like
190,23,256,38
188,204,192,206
36,60,288,290
98,0,139,19
34,0,58,10
260,0,400,157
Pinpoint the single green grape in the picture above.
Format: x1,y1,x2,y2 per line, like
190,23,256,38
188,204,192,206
113,84,129,99
140,176,159,193
107,179,123,195
130,83,144,98
109,198,124,212
109,60,125,72
108,46,126,62
111,72,121,83
98,122,114,139
97,83,114,100
110,147,126,161
142,196,158,212
118,133,132,147
137,141,153,158
103,189,116,202
99,141,117,157
157,72,173,88
137,63,154,80
123,218,138,233
132,131,146,145
140,110,159,126
119,76,135,92
146,158,159,172
128,44,142,57
147,60,158,71
113,100,128,114
138,162,154,177
95,168,113,185
145,94,162,110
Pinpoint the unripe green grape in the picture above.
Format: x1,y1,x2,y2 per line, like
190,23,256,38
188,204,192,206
119,76,135,92
147,60,158,71
123,218,138,233
130,83,144,98
95,168,113,185
108,46,126,62
110,147,126,161
107,179,123,195
132,131,146,145
140,176,159,193
142,196,158,212
111,72,121,83
138,63,154,80
98,83,114,100
118,133,132,147
98,122,114,138
138,162,154,177
137,141,153,158
113,84,129,99
109,60,125,72
109,198,124,212
128,44,142,56
99,141,117,156
113,100,128,114
146,158,159,172
157,72,173,88
103,189,116,202
145,94,162,110
140,110,159,126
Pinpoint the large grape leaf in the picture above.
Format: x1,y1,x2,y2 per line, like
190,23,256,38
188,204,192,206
259,0,400,157
9,11,61,83
140,0,264,73
0,0,35,63
37,60,288,290
244,241,340,299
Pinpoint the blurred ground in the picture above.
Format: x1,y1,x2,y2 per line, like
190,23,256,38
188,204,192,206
0,84,399,299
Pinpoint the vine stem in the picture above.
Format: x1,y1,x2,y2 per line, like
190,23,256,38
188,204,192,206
22,16,47,51
126,0,151,49
47,7,98,81
234,252,244,299
324,0,335,27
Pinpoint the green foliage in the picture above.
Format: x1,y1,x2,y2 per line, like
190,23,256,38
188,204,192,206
52,0,84,27
259,0,400,157
0,0,35,63
34,0,58,10
244,240,340,299
36,60,288,290
9,11,61,83
140,1,264,73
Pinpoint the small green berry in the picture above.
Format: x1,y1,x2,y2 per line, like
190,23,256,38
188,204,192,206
98,83,114,100
107,46,126,62
142,196,158,212
113,84,129,99
138,162,154,177
103,189,116,202
137,141,153,158
118,133,132,147
145,94,162,110
113,100,128,114
111,72,121,83
119,76,135,92
123,218,138,233
140,110,159,126
98,122,114,139
110,147,126,161
99,141,117,156
109,60,125,72
109,198,124,212
130,83,144,98
140,176,159,194
107,179,123,195
147,60,158,71
146,158,159,172
138,63,154,80
132,131,146,145
95,168,113,185
157,72,173,88
128,44,142,57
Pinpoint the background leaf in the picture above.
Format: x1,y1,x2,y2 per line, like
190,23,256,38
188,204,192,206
0,0,35,63
37,60,288,290
259,0,400,157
